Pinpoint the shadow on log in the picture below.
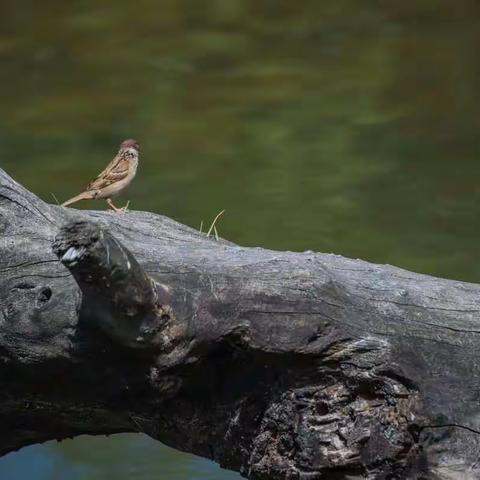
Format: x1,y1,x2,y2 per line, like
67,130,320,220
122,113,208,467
1,168,480,479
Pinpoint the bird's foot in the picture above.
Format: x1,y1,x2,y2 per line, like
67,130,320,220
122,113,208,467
107,198,129,214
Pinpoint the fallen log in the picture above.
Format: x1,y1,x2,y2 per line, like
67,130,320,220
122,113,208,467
0,167,479,479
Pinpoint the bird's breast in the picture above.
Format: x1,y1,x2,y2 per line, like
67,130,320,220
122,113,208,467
130,156,139,176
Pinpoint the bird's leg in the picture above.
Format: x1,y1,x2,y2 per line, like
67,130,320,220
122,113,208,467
106,198,127,214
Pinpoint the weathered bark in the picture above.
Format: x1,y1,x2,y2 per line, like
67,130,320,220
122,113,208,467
1,168,479,479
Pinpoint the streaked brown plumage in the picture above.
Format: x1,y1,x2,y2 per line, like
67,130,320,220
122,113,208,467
62,139,139,213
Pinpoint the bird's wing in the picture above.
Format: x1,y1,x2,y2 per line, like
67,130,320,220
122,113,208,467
86,155,130,191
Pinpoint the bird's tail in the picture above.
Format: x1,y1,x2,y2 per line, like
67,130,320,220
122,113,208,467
62,191,93,207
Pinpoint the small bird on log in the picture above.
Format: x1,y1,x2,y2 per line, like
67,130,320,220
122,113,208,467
62,139,139,213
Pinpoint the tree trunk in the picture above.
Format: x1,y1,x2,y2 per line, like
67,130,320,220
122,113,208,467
1,168,479,479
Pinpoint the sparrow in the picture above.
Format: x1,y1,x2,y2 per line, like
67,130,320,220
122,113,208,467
62,139,139,213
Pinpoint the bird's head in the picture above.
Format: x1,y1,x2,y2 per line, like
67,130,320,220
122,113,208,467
120,139,140,154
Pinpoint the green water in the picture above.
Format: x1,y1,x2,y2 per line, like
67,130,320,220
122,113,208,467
2,1,480,478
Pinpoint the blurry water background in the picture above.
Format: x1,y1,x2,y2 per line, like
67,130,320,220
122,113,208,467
1,1,480,478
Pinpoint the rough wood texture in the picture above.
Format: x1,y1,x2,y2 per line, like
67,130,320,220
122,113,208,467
0,168,479,479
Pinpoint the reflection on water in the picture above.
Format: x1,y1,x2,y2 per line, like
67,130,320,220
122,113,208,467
1,0,480,478
0,435,239,480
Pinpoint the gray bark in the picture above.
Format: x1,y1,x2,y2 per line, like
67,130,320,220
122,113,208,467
0,167,479,479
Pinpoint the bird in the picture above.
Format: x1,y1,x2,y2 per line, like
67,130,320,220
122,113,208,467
62,139,140,213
